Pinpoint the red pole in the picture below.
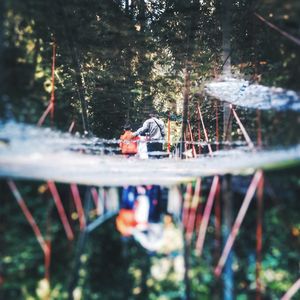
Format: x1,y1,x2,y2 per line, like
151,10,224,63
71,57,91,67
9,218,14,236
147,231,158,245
186,178,201,244
197,104,213,155
70,184,86,230
214,180,221,255
197,105,202,154
255,13,300,47
37,103,53,127
230,105,255,149
44,241,51,281
256,173,264,300
7,180,48,253
45,202,52,281
47,181,74,240
50,41,56,121
68,120,75,133
188,121,197,158
195,199,203,236
37,41,56,127
182,183,193,230
167,113,171,153
91,187,101,215
281,278,300,300
214,170,263,277
195,176,219,256
7,180,51,280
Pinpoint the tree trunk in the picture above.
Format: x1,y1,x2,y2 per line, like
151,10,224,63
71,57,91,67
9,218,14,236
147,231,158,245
221,0,232,143
222,175,234,300
0,0,4,96
180,68,190,158
125,0,129,14
221,0,232,76
58,1,90,134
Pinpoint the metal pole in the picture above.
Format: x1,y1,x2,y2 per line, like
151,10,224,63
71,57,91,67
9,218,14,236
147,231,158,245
180,68,190,159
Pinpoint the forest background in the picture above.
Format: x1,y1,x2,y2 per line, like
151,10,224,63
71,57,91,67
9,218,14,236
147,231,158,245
1,0,300,299
1,0,300,137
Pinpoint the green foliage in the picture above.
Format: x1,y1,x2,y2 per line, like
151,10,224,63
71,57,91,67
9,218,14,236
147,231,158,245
231,0,300,89
2,0,299,136
1,1,300,299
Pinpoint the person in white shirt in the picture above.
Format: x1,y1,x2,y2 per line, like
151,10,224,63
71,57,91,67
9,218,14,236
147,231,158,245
132,112,165,154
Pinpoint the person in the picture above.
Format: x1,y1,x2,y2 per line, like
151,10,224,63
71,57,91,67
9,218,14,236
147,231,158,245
119,124,139,156
132,111,165,154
